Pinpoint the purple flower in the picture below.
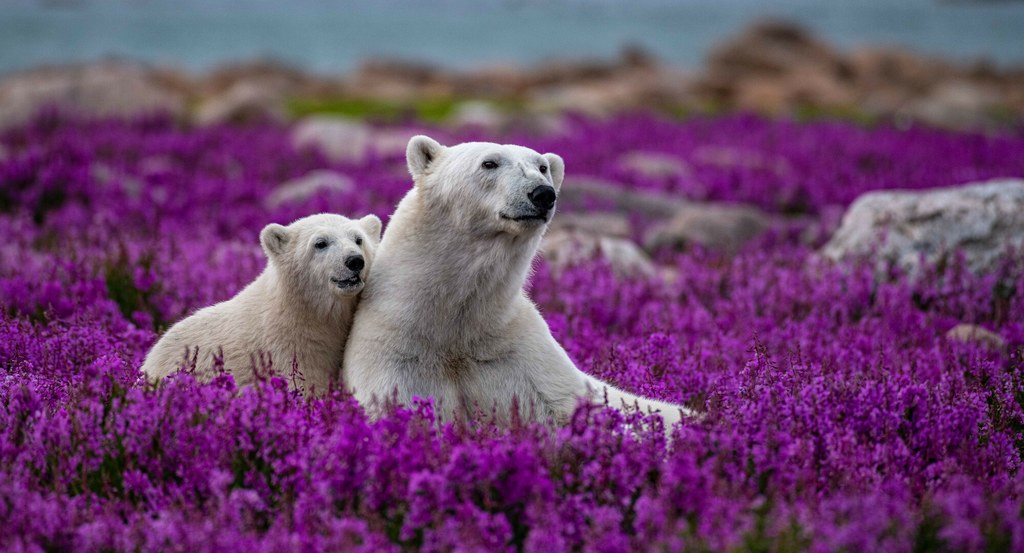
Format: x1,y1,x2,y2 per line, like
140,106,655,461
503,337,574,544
1,111,1022,550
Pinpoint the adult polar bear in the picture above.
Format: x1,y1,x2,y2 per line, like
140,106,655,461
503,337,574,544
143,213,380,395
344,136,692,426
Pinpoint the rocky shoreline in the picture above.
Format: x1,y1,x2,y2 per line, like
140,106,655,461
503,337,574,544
1,20,1022,132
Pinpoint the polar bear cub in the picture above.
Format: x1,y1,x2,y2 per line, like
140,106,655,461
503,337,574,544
344,136,693,426
142,213,381,395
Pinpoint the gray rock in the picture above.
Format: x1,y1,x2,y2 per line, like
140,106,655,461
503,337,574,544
369,128,419,159
291,117,372,163
541,228,656,278
691,145,794,178
450,100,507,129
290,117,415,163
821,179,1024,275
194,81,286,126
0,62,186,129
706,20,843,79
618,152,692,180
542,212,652,277
557,177,770,254
266,170,354,209
549,212,632,239
558,177,684,219
901,81,1003,131
945,324,1006,351
643,203,771,253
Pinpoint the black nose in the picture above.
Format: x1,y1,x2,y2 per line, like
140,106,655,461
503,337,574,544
528,185,557,211
345,255,364,272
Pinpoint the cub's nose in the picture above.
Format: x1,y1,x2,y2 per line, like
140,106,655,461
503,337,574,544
345,255,365,272
528,185,557,211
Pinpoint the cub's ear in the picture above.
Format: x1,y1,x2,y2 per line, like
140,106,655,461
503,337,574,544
406,135,444,182
358,214,382,242
543,153,565,191
260,223,290,258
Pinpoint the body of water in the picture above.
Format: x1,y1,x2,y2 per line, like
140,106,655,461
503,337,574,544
1,0,1023,75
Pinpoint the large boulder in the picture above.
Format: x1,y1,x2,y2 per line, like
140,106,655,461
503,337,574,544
557,177,771,254
291,117,373,163
290,117,416,163
697,20,855,113
900,80,1004,130
531,66,692,116
541,228,656,279
194,81,286,126
706,20,843,78
557,177,684,219
821,179,1024,275
344,59,451,102
0,61,187,129
945,323,1006,351
449,100,507,130
265,170,354,209
365,128,420,159
549,212,632,239
199,59,330,98
541,212,662,279
643,203,771,254
691,145,794,178
617,151,692,180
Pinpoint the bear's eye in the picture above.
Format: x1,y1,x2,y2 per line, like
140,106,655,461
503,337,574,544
314,238,329,250
481,160,499,170
354,236,363,246
539,165,548,174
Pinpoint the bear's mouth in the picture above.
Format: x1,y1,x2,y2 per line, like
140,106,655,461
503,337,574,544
499,213,548,224
330,276,362,289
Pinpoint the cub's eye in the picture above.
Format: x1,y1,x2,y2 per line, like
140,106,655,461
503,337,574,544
481,160,499,170
314,238,329,250
539,165,548,174
354,236,363,246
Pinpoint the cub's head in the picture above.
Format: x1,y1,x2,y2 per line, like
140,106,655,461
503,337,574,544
260,213,382,305
406,135,565,236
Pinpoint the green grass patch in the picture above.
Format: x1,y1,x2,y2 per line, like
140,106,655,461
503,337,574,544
287,97,459,123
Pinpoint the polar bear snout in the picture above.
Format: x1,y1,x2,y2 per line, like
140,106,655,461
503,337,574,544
528,185,557,212
330,254,366,291
498,184,559,227
344,255,365,272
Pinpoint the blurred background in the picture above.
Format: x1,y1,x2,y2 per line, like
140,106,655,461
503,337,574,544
1,0,1023,131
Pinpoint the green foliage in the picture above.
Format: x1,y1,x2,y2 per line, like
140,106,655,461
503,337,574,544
287,97,458,122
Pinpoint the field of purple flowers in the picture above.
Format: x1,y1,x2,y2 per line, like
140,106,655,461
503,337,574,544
2,111,1024,552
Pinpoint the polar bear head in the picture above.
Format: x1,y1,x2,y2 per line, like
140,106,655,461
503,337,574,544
405,135,565,237
259,213,382,305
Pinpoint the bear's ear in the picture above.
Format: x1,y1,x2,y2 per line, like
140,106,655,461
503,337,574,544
543,153,565,191
406,135,445,182
260,223,290,258
358,214,382,242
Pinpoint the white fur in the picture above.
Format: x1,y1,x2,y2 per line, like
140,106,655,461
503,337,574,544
142,213,381,395
344,136,693,426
